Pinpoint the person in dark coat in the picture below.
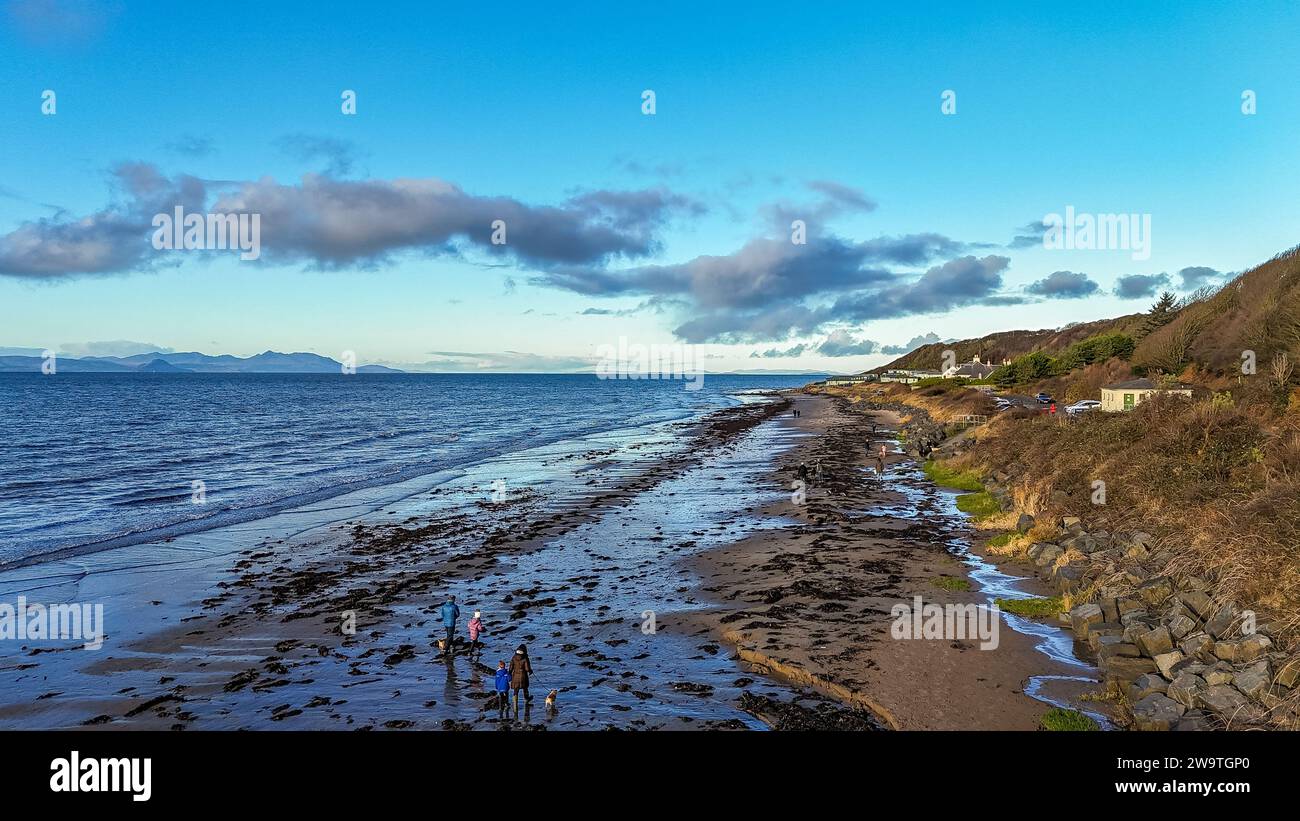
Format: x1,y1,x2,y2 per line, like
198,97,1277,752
440,596,460,656
508,644,533,708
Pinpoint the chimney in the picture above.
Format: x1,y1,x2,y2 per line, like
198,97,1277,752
973,353,981,364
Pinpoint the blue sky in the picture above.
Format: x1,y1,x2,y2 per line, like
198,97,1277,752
2,0,1298,371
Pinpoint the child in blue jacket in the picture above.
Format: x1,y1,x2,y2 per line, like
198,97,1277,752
494,660,510,713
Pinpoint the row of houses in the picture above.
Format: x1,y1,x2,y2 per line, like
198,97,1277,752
874,354,1001,384
824,366,1194,415
826,354,999,387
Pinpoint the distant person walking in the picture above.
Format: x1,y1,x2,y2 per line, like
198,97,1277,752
440,595,460,656
876,444,886,476
509,644,534,709
468,610,486,658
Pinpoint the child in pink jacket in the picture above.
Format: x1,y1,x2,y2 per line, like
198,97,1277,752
467,611,486,657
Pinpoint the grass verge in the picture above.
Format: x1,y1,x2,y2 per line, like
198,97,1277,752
932,575,972,592
921,460,984,492
1039,708,1100,731
955,491,1001,519
995,596,1062,618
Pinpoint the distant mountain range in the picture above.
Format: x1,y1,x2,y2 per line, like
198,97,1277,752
0,351,404,374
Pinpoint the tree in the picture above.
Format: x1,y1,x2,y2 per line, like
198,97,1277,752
1059,333,1136,370
1269,351,1295,393
1137,291,1179,339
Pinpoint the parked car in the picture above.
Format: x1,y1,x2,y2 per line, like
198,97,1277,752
1065,399,1101,416
1035,392,1053,404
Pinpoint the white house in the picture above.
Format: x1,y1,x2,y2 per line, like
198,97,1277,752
1100,378,1194,412
942,354,996,380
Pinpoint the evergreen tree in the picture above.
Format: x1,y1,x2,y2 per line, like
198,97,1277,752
1137,291,1178,338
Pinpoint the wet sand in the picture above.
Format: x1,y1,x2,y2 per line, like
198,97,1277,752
2,395,867,729
0,391,1096,730
681,393,1094,730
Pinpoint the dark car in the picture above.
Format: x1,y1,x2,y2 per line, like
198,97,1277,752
1035,392,1053,403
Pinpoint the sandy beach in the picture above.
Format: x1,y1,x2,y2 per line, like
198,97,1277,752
0,391,1100,730
682,393,1100,729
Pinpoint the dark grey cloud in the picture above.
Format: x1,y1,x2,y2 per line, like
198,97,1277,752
1024,270,1100,299
611,155,685,178
275,134,363,177
6,0,120,46
1176,266,1224,290
576,297,668,317
216,176,698,270
881,331,942,355
815,330,881,357
403,350,591,373
59,339,174,358
667,254,1012,343
0,162,206,277
534,228,981,329
1113,272,1172,299
805,180,877,213
165,135,216,158
750,328,945,359
0,183,63,214
1009,220,1050,249
761,180,877,232
857,233,981,266
750,343,808,359
0,163,698,278
538,236,896,311
814,254,1013,324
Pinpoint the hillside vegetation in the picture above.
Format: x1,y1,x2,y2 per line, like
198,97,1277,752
876,314,1143,373
820,246,1300,726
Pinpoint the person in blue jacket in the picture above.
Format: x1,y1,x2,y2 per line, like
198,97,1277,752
494,660,510,713
440,595,460,656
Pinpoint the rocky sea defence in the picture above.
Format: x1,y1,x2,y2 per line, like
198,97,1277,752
867,395,1300,731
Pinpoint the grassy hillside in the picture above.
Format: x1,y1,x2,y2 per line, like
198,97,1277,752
876,314,1144,373
870,245,1300,408
820,245,1300,726
1135,245,1300,388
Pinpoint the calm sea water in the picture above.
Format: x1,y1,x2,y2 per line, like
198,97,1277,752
0,372,815,566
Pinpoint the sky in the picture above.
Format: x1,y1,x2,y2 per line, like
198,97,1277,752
2,0,1298,372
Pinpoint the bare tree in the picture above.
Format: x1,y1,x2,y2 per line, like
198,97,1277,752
1269,350,1295,392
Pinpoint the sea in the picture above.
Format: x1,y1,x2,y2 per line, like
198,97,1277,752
0,372,816,567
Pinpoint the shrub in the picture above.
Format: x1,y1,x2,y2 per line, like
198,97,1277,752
1040,708,1100,731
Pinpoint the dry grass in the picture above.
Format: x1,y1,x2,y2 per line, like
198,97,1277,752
943,392,1300,651
1061,581,1102,612
985,532,1033,558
